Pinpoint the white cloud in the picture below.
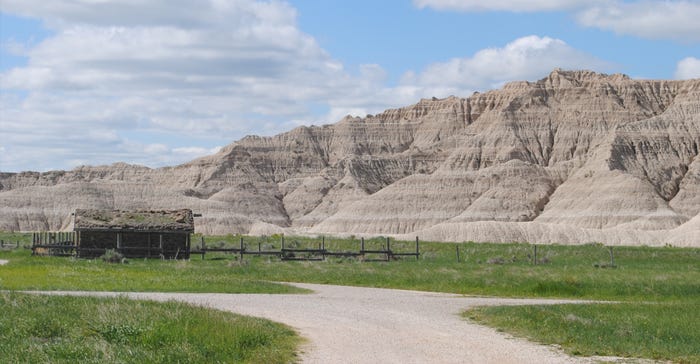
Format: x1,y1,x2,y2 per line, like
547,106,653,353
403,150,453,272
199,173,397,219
675,57,700,79
578,1,700,42
416,1,700,42
173,146,222,157
0,1,612,172
400,35,610,93
0,0,356,171
318,36,609,124
0,0,299,30
143,144,169,154
414,0,600,12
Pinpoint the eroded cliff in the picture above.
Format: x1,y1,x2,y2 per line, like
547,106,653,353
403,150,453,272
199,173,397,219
2,70,699,245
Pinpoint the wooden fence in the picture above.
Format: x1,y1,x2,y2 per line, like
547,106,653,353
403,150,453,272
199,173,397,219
30,232,78,256
28,232,421,262
191,236,421,262
0,239,23,249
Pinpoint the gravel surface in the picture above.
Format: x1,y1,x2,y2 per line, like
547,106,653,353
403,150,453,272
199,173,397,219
38,283,601,363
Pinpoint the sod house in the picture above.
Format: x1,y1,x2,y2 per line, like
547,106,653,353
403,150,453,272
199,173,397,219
74,209,194,259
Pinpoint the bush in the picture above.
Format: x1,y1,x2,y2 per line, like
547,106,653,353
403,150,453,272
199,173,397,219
487,257,505,265
101,249,126,264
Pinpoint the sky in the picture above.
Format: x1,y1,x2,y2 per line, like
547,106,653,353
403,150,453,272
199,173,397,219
1,0,699,172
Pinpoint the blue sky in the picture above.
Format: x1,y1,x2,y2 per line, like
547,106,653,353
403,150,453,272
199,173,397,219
1,0,699,172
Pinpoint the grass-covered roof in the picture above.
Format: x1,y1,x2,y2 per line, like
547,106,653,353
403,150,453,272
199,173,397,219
74,209,194,232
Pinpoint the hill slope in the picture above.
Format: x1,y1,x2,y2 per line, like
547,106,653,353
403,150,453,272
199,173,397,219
2,69,699,246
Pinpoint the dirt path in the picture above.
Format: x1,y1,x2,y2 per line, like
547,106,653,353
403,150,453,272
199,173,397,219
38,283,605,363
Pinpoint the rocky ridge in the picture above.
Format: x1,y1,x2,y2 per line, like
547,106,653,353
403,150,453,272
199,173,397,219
1,69,699,246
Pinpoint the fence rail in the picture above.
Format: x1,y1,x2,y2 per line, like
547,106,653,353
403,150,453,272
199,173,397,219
30,243,184,258
191,236,420,262
0,240,23,249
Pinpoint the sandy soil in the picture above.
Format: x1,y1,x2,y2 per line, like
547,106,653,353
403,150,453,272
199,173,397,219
35,283,612,363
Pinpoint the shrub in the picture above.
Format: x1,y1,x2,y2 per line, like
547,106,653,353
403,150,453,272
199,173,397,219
487,257,505,265
100,249,126,264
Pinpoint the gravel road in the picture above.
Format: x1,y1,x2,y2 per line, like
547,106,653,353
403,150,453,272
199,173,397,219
37,282,605,363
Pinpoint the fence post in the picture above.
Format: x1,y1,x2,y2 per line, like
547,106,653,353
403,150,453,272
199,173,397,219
609,246,615,267
361,237,365,252
415,236,419,260
456,245,460,263
533,245,538,265
240,237,244,261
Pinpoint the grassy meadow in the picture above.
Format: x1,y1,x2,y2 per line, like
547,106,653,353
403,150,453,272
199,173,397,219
1,232,699,362
0,292,299,364
466,302,700,363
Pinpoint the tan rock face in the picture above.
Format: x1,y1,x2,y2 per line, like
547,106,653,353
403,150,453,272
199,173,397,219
2,70,699,246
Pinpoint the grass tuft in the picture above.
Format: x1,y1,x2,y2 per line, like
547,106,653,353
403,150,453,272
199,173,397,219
100,249,126,264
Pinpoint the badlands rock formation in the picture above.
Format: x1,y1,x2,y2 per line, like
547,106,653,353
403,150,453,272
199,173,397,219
1,70,699,246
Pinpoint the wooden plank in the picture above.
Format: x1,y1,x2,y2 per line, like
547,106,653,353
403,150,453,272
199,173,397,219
322,252,363,257
244,251,281,256
119,246,164,252
281,248,327,253
202,248,244,252
30,244,79,249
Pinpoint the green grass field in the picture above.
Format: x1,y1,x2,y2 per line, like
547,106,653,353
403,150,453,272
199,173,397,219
194,234,699,301
2,232,699,362
0,249,306,294
0,292,299,364
2,235,698,300
466,302,700,363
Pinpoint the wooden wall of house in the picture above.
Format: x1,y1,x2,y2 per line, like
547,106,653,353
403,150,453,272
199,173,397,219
78,231,190,259
78,231,118,257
